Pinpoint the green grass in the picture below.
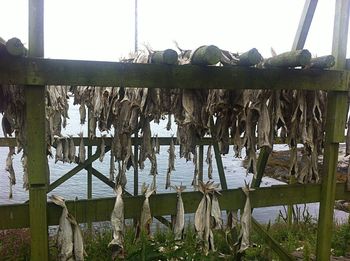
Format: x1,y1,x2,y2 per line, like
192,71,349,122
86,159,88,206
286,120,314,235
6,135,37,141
2,216,350,260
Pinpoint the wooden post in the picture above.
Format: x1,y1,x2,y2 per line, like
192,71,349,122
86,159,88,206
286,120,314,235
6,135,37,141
316,1,350,260
27,0,48,260
87,109,93,231
251,146,272,188
292,0,318,51
134,131,139,196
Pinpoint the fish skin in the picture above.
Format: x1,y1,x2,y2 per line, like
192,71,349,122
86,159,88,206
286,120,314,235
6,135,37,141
108,186,125,254
63,137,70,163
79,103,86,125
140,187,155,235
206,145,213,179
55,137,63,163
239,185,253,253
67,214,86,261
172,185,185,240
68,135,76,163
78,132,85,164
99,134,106,162
50,195,74,261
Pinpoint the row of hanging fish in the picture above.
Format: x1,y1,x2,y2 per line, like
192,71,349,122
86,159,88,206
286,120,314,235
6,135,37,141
0,42,336,199
50,195,86,261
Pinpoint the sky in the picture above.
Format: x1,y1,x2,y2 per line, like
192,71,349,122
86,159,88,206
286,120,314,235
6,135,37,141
0,1,348,61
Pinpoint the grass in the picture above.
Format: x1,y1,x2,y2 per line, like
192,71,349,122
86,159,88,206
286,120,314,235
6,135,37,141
1,215,350,260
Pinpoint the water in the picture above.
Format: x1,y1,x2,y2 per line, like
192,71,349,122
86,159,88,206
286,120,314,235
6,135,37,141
0,100,348,225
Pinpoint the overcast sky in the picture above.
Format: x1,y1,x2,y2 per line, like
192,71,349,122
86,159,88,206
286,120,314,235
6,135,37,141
0,1,348,61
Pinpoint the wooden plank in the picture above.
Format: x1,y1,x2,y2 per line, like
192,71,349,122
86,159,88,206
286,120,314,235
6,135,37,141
27,0,48,259
316,1,350,260
252,218,295,260
6,182,350,229
251,147,272,188
292,0,318,51
48,149,102,192
0,57,348,91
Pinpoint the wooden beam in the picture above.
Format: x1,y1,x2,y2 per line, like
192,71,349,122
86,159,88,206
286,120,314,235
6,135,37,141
316,1,350,260
0,57,348,91
4,182,350,230
27,0,48,260
292,0,318,51
252,218,294,260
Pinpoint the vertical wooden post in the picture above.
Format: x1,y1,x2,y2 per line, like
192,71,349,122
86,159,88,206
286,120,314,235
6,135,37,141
134,132,139,196
251,147,272,188
316,1,350,260
198,145,204,182
27,0,48,260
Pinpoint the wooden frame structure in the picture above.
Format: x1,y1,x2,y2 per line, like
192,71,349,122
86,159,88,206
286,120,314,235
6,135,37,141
0,0,350,260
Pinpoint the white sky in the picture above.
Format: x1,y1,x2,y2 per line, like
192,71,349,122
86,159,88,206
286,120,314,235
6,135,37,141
0,1,348,61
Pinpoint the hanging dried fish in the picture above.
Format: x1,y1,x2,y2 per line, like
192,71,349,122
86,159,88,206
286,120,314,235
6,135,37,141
78,132,85,164
67,214,86,261
22,154,29,190
192,151,199,187
89,116,97,139
211,191,223,230
172,185,186,240
68,135,76,163
165,137,176,189
63,137,70,163
239,184,253,253
99,134,106,162
6,147,16,198
139,185,155,236
166,114,172,131
79,102,86,125
108,185,125,259
55,136,63,163
206,145,213,179
50,195,74,261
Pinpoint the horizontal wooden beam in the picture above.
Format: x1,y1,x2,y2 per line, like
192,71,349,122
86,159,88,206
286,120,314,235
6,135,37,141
0,57,348,91
1,182,350,230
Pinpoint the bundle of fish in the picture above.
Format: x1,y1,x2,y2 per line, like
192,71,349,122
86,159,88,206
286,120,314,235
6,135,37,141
0,39,338,200
50,195,86,261
135,183,155,239
194,181,222,255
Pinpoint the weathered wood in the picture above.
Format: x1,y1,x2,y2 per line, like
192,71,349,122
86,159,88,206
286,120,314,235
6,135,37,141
317,2,350,260
134,132,139,196
190,45,222,65
198,145,204,182
310,55,335,69
252,218,294,260
292,0,318,51
150,49,178,65
251,146,272,188
27,0,48,259
264,49,311,68
0,56,348,91
237,48,263,66
6,37,27,56
4,182,350,230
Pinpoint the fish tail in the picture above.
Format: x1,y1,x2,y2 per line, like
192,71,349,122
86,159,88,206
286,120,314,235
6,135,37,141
50,194,67,208
115,185,123,196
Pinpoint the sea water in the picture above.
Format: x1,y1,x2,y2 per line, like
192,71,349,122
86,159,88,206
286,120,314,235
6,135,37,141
0,100,348,225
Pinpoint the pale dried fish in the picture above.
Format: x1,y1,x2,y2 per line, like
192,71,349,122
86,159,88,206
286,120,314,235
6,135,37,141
108,185,125,259
99,134,106,162
67,214,86,261
22,154,29,190
55,136,63,163
206,145,213,179
78,132,85,164
165,137,176,189
63,137,70,163
139,185,155,235
6,147,16,198
79,102,86,125
239,184,253,253
172,185,186,240
68,135,76,163
50,195,74,261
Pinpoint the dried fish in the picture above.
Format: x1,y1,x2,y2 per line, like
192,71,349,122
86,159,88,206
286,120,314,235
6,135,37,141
165,137,176,189
55,136,63,163
78,132,85,164
68,135,76,163
6,147,16,198
67,214,86,261
79,102,86,125
239,184,253,253
22,154,29,190
99,134,106,162
50,195,74,261
139,185,155,235
172,185,186,240
206,145,213,179
108,185,125,259
63,137,70,163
